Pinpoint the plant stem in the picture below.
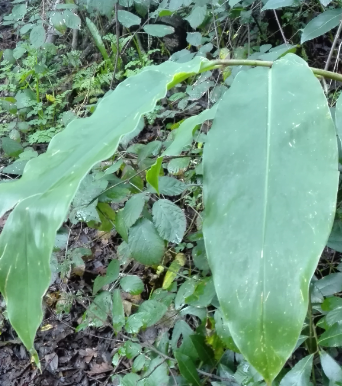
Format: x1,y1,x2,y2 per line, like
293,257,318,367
324,18,342,71
308,290,319,353
273,10,288,45
110,2,120,90
208,59,342,83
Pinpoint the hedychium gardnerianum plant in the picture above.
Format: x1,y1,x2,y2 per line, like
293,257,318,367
0,54,339,383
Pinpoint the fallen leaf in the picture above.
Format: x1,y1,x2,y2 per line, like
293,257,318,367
45,353,58,372
41,324,54,332
87,362,113,375
123,300,133,316
79,348,97,364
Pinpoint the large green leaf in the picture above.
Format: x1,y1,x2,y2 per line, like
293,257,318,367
141,357,170,386
279,355,313,386
262,0,299,11
86,18,109,61
203,54,338,383
174,350,201,386
319,323,342,347
2,137,23,157
30,25,46,48
63,10,81,30
162,104,217,157
128,218,165,265
112,289,125,334
122,193,146,228
185,5,207,29
152,199,186,243
118,10,141,28
320,350,342,386
301,9,342,44
82,0,117,16
143,24,175,37
93,259,120,295
0,57,207,360
335,93,342,149
158,176,187,196
120,275,144,295
186,32,202,47
327,220,342,252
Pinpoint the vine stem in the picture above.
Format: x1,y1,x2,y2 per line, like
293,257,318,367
207,59,342,83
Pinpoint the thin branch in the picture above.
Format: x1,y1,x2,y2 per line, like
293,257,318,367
110,3,121,89
247,24,250,57
211,0,220,49
273,10,288,45
72,29,78,51
324,18,342,71
142,343,233,382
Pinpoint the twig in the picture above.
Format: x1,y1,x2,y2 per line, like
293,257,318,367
218,16,229,48
142,343,233,382
211,0,220,49
72,29,78,50
247,24,251,57
88,164,151,205
168,367,178,386
273,10,288,45
120,17,152,56
197,369,233,381
110,3,120,89
139,358,169,382
324,18,342,71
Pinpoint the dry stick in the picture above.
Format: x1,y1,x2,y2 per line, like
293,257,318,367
247,24,251,57
331,40,342,89
273,10,288,45
72,29,78,51
110,2,121,90
217,17,229,48
324,18,342,71
168,367,179,386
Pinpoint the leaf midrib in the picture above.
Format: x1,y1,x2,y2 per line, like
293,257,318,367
259,67,272,366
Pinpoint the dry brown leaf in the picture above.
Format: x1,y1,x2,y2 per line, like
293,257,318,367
79,348,97,364
87,362,113,375
122,300,133,316
45,353,58,372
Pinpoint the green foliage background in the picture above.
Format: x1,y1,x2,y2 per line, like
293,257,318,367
1,0,342,385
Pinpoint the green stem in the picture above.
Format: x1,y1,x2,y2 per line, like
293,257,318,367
308,291,319,354
133,35,143,62
36,78,40,103
35,75,44,128
207,59,342,83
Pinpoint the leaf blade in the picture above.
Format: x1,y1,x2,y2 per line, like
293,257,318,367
0,57,207,356
301,9,342,44
279,354,313,386
152,199,186,243
128,218,165,265
203,54,338,382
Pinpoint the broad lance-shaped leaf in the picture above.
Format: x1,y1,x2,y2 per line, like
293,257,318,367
279,354,313,386
162,104,217,157
203,54,338,383
320,350,342,386
86,18,109,61
335,92,342,150
0,56,207,360
301,9,342,44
